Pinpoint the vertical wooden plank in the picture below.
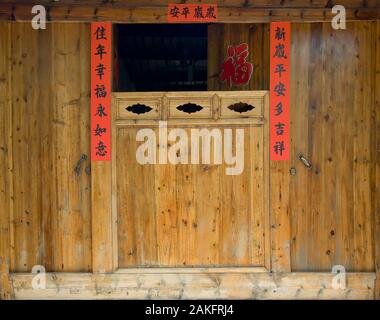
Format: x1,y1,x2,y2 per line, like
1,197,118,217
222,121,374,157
270,160,291,272
207,24,222,91
318,22,337,270
38,23,54,272
249,23,270,90
289,23,311,271
262,24,270,91
92,161,113,272
66,23,91,271
176,146,197,266
54,23,72,272
306,23,324,270
332,23,355,271
52,23,92,272
220,127,253,266
250,126,265,266
352,22,374,271
373,20,380,300
193,133,221,266
116,127,157,267
11,23,42,272
263,92,271,270
78,23,92,272
156,129,178,265
116,128,137,267
0,22,12,300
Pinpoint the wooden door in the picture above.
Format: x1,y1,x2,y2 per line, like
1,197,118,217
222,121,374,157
112,91,270,269
289,23,376,272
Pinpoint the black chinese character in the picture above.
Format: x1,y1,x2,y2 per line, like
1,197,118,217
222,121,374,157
275,63,286,78
273,44,287,59
181,7,190,18
94,26,107,40
95,104,107,117
275,27,286,41
95,44,107,60
170,6,180,18
95,141,107,157
274,82,286,96
94,124,107,137
95,84,107,98
205,6,217,19
275,102,283,116
275,122,285,136
194,6,204,19
274,141,285,156
95,63,106,80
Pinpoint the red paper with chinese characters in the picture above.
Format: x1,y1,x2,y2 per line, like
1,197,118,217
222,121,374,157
91,22,111,161
220,43,253,87
168,4,218,23
270,22,290,161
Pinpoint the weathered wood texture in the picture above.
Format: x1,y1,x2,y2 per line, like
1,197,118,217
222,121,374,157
207,26,290,271
289,22,376,272
2,22,92,273
208,21,379,273
9,271,376,300
0,23,13,300
208,24,270,91
91,162,113,273
113,91,269,268
3,0,380,7
0,1,379,23
0,19,379,296
374,20,380,300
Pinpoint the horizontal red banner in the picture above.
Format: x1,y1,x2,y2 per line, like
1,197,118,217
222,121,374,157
168,4,218,23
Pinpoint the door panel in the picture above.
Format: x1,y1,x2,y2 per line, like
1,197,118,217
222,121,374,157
113,91,269,268
289,23,375,272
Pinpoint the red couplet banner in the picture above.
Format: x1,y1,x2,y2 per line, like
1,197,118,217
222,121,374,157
168,4,218,23
270,22,290,161
91,22,112,161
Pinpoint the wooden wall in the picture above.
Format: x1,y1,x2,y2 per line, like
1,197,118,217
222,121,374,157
0,20,379,296
208,21,380,273
0,23,12,299
208,24,270,91
0,23,92,275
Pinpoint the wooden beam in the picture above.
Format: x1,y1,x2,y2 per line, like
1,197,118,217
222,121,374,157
9,271,376,300
0,4,379,23
0,22,13,300
1,0,380,9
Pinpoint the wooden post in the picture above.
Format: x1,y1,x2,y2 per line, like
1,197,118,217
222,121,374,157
91,23,115,273
269,23,291,272
0,22,13,300
374,21,380,300
91,162,114,272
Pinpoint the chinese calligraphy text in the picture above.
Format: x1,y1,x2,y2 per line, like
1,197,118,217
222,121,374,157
220,43,253,88
91,22,111,161
270,22,290,161
168,4,218,23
